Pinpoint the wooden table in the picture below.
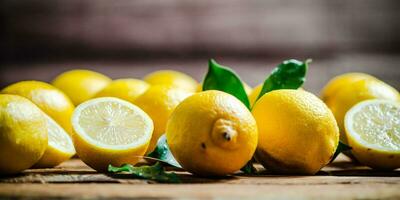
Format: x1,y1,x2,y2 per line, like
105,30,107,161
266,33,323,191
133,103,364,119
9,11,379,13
1,155,399,199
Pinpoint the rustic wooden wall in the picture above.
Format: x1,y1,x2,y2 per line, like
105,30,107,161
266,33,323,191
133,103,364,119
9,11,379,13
1,0,400,62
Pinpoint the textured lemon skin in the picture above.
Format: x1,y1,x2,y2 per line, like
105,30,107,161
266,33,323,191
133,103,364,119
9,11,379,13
72,132,149,172
52,69,112,105
248,84,263,107
345,100,400,170
166,90,258,176
324,78,400,143
134,86,192,154
196,82,252,95
144,70,198,92
1,81,75,135
0,94,48,174
249,85,304,108
321,73,376,104
252,90,339,175
94,79,149,103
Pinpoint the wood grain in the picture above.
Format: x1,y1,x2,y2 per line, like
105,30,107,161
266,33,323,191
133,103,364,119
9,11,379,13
0,155,399,199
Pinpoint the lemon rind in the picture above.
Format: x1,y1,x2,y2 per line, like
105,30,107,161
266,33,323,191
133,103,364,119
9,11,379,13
72,97,153,150
44,114,76,154
345,99,400,153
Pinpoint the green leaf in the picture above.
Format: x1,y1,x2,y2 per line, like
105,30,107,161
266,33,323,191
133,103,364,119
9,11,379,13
256,59,310,102
108,162,181,183
240,160,257,174
147,134,181,168
203,59,250,109
330,141,352,162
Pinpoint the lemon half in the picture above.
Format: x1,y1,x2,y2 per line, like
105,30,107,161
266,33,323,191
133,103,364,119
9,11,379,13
345,99,400,170
72,97,153,172
34,115,76,168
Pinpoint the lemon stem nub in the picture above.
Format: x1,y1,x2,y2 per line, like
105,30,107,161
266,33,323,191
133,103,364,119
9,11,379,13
223,132,232,141
211,119,239,149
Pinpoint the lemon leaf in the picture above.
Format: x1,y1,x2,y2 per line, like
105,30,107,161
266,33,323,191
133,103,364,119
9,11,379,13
108,162,181,183
203,59,250,109
256,59,310,101
330,141,352,162
240,159,257,174
147,134,182,168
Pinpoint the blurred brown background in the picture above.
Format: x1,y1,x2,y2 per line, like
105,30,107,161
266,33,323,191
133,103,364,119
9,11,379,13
1,0,399,93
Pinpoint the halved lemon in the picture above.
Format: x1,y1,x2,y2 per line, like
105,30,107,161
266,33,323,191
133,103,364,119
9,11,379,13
34,115,76,168
345,99,400,170
71,97,153,172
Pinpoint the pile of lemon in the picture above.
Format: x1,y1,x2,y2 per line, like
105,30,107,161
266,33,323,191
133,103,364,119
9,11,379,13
0,68,399,176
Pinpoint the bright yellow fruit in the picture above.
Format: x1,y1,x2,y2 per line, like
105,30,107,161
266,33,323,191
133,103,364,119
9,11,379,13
94,79,149,103
252,89,339,174
321,72,376,104
249,84,304,107
34,114,75,168
323,78,400,143
134,86,192,153
144,70,198,92
248,84,263,107
72,97,153,172
345,100,400,170
1,81,75,135
0,94,48,174
52,69,112,105
196,82,252,95
166,90,258,176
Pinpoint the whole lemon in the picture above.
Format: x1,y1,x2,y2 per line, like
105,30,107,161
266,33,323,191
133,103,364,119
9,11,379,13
144,70,198,92
249,84,304,107
52,69,112,105
321,72,376,105
322,77,400,143
134,85,192,153
166,90,258,176
94,79,149,103
252,89,339,175
196,82,252,95
248,84,263,107
0,94,48,174
1,81,75,135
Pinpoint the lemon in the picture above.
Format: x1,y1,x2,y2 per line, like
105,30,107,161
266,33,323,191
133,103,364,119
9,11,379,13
34,114,75,168
94,79,149,103
1,81,75,135
134,85,192,154
323,78,400,143
321,72,376,104
0,94,48,174
52,69,112,105
248,84,263,107
166,90,258,176
249,84,304,107
345,100,400,170
196,82,252,95
72,97,153,172
144,70,198,92
252,89,339,174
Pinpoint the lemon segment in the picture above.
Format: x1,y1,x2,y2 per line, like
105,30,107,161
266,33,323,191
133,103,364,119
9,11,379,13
72,97,153,172
34,115,75,168
0,94,48,174
345,100,400,170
